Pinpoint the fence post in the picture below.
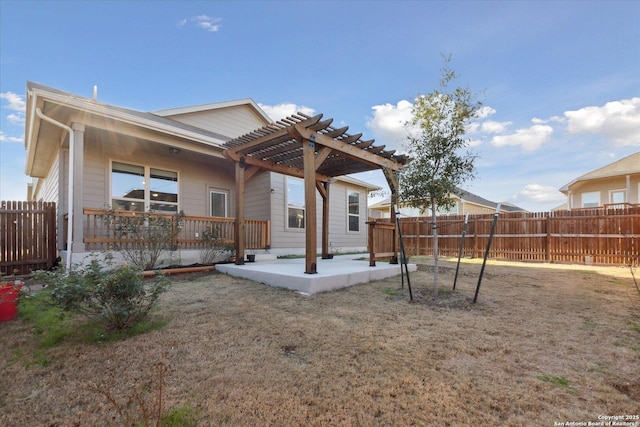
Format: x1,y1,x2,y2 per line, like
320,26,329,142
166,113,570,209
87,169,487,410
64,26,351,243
545,216,551,262
472,217,478,258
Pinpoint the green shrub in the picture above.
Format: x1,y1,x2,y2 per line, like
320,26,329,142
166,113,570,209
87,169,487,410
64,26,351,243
33,254,170,330
199,226,230,264
100,209,185,270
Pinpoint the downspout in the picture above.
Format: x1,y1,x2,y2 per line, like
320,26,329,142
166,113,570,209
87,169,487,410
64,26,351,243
35,108,74,269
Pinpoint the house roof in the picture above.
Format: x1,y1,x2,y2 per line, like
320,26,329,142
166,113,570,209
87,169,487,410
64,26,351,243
23,82,386,190
24,82,270,176
559,151,640,193
154,98,273,123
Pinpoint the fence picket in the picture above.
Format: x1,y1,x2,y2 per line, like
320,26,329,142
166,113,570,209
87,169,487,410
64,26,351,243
397,207,640,266
1,201,57,276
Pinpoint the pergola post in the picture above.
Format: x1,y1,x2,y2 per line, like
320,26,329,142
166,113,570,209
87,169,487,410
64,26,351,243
303,136,317,274
383,168,400,264
234,160,245,265
320,180,331,258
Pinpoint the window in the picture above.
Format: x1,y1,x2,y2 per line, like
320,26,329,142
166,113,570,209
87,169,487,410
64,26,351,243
609,189,625,205
581,191,600,208
111,161,178,213
210,190,228,217
348,191,360,232
287,177,305,229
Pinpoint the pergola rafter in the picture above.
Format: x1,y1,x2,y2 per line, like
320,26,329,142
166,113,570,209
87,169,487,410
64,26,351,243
223,112,408,274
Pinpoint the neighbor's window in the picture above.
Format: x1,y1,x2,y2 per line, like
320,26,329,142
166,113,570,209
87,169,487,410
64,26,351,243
609,189,625,205
348,191,360,232
111,161,178,213
287,177,305,229
581,191,600,208
210,190,228,217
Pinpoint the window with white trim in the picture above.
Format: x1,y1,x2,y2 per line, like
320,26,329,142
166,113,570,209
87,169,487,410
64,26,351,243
581,191,600,208
210,190,228,217
111,161,178,213
348,191,360,232
609,189,625,205
287,177,305,229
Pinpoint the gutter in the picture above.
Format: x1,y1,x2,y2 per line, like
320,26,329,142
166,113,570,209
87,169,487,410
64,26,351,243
35,108,74,269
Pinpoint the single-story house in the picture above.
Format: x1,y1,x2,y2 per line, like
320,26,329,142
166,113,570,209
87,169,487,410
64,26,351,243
24,82,406,271
368,189,526,219
559,151,640,209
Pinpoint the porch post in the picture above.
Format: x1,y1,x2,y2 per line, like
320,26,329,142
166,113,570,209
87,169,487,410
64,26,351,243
234,160,245,265
303,136,317,274
71,123,85,253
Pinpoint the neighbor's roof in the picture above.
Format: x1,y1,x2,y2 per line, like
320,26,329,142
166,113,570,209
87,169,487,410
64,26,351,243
559,151,640,192
369,189,526,212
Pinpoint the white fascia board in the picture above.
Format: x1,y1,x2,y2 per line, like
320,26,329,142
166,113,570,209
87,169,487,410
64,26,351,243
29,86,228,147
154,98,273,124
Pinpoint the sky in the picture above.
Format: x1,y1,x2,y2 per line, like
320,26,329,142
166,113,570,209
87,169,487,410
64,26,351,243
1,0,639,212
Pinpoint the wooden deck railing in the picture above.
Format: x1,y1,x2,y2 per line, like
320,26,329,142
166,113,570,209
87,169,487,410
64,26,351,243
83,208,270,252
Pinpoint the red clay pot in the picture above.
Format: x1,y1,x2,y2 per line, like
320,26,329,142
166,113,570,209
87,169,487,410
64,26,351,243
0,282,23,322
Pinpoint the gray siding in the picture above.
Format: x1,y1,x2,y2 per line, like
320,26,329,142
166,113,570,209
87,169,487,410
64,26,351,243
244,171,271,220
81,137,235,217
36,149,61,204
268,173,368,253
167,107,267,139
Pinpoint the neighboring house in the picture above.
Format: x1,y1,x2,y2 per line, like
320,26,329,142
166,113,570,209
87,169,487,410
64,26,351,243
368,189,526,219
559,151,640,209
24,82,379,266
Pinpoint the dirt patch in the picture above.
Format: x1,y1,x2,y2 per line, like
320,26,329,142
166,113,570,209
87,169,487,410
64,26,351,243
1,258,638,426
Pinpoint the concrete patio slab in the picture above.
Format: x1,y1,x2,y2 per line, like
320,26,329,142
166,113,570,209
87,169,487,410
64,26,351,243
215,254,417,295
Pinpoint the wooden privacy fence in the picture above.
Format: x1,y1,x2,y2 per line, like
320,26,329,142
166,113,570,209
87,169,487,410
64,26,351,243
397,206,640,266
1,201,57,276
367,219,398,266
83,208,270,252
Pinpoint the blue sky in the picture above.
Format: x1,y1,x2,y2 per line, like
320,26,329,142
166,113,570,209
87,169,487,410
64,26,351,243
1,0,639,211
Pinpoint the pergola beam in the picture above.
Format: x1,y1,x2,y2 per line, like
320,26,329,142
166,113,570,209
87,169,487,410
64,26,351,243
294,124,403,172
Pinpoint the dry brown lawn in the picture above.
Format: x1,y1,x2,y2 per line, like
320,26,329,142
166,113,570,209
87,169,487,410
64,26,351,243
1,257,639,426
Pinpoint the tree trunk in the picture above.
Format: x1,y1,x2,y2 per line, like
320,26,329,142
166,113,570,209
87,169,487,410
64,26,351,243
431,198,439,299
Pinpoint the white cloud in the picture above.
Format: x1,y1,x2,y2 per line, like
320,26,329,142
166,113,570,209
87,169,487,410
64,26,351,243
192,15,222,32
490,123,553,152
0,92,26,112
178,15,222,32
1,92,26,136
514,183,565,204
480,120,511,134
259,103,315,122
563,97,640,146
0,130,23,143
366,100,413,151
475,106,496,119
7,113,25,125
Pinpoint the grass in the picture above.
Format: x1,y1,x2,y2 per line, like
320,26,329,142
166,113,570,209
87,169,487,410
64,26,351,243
161,404,200,427
537,374,570,388
14,291,169,366
1,261,638,426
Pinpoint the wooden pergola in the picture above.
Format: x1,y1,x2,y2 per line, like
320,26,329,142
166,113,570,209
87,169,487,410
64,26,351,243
223,112,408,274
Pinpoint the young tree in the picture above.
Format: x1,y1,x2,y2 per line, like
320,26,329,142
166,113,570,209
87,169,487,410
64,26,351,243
399,56,481,298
